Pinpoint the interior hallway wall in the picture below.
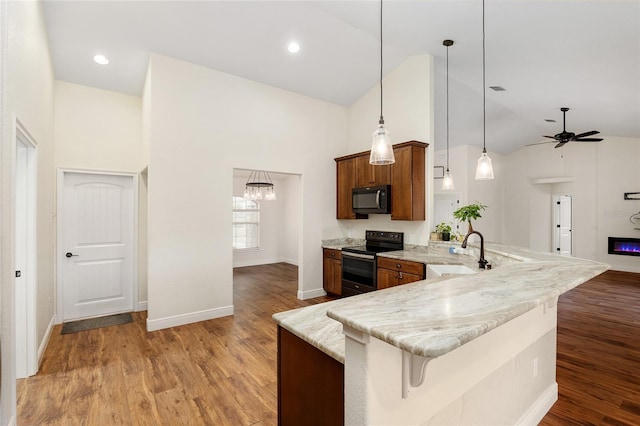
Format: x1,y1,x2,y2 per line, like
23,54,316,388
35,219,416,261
145,54,349,330
0,0,55,422
503,137,640,272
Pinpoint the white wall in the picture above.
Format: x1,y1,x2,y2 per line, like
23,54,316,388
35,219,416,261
341,55,436,245
503,137,640,272
0,0,55,422
232,173,299,267
145,54,349,330
433,145,505,244
54,81,143,172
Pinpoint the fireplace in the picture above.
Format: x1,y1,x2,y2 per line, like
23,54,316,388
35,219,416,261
608,237,640,257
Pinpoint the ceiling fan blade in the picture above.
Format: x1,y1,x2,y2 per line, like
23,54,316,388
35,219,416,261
543,135,557,139
574,138,603,142
554,142,566,149
573,130,599,139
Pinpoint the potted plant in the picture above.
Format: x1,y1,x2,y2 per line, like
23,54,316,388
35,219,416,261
435,222,452,241
453,202,487,233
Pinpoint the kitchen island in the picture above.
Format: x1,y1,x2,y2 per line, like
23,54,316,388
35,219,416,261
273,242,608,425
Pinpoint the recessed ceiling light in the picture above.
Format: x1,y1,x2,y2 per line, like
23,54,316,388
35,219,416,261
489,86,505,91
545,119,556,123
287,42,300,54
93,54,109,65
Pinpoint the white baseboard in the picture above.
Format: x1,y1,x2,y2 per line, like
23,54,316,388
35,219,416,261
37,315,56,369
610,265,640,273
146,305,234,332
136,300,148,311
297,288,327,300
517,382,558,426
233,258,298,268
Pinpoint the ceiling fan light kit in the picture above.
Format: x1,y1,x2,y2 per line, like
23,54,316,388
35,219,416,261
475,0,495,181
543,107,603,148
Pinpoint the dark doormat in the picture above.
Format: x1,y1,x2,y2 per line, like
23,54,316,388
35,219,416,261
61,313,133,335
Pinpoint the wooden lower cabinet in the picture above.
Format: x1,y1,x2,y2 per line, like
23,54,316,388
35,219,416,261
278,327,344,426
377,257,426,289
323,249,342,296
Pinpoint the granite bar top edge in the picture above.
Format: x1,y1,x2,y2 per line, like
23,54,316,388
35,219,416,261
325,257,609,358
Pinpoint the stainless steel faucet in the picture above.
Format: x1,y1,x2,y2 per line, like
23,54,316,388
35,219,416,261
461,231,489,269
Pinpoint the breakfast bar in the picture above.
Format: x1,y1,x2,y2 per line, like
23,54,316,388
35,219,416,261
274,242,609,425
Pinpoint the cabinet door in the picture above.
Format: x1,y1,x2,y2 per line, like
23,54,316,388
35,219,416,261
336,158,356,219
391,145,425,221
397,271,424,286
323,257,342,296
355,155,390,187
377,268,398,289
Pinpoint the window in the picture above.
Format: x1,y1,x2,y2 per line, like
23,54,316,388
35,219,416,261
233,196,259,249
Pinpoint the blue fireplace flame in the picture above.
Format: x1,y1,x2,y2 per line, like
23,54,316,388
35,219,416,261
609,237,640,256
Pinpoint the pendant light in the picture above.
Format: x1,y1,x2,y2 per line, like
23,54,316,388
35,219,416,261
475,0,495,180
369,0,395,165
442,39,455,191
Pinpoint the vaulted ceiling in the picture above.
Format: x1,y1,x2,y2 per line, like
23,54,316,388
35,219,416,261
42,0,640,154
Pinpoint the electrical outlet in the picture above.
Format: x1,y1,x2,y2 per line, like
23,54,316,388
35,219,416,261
532,358,539,378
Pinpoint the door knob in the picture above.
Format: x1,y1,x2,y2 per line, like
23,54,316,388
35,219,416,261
65,252,78,258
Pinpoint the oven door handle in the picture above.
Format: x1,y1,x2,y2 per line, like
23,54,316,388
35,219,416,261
376,190,381,208
342,252,375,260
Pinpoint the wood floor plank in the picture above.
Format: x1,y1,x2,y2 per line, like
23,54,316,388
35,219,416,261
17,263,331,425
17,265,640,425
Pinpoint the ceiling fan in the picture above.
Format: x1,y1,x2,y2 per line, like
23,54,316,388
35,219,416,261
543,107,603,148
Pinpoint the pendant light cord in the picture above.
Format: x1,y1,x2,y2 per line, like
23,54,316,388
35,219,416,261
379,0,384,124
446,43,450,171
482,0,486,152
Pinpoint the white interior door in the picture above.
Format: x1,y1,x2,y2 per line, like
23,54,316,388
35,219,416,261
553,195,572,256
59,171,136,321
15,124,37,378
434,192,461,233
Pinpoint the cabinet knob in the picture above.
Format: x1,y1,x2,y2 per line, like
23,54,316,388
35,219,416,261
396,263,401,269
331,252,335,257
399,272,403,279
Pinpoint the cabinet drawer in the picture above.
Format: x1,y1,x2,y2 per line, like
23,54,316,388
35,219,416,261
323,248,342,260
377,257,425,277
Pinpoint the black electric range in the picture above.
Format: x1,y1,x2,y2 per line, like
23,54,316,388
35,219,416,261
341,230,404,296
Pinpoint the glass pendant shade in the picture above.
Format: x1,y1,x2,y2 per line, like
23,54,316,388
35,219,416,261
475,149,494,180
442,170,455,190
370,123,395,165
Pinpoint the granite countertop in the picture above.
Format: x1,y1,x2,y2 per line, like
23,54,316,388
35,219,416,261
321,238,365,250
273,240,609,363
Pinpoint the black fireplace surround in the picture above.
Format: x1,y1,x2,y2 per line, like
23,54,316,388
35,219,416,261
608,237,640,256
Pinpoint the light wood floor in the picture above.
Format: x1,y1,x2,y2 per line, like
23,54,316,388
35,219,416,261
17,266,640,425
17,263,333,425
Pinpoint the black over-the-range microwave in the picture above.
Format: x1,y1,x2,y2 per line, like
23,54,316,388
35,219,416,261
352,185,391,214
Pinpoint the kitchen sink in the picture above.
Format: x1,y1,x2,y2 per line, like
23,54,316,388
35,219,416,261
426,264,477,279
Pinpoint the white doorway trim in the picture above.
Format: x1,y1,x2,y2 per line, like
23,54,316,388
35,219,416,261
56,168,139,323
14,117,37,378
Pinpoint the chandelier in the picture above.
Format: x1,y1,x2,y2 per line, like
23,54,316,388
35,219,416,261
244,170,276,201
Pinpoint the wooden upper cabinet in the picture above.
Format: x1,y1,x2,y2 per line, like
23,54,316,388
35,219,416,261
335,140,427,221
391,141,427,221
336,157,356,219
355,155,391,188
